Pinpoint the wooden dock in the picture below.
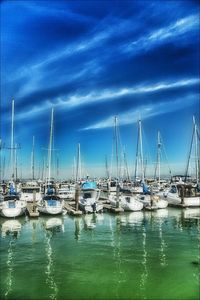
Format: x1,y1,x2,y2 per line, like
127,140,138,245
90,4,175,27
27,203,40,217
64,203,82,216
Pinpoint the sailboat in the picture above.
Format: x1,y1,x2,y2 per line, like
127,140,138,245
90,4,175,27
159,117,200,207
108,117,143,211
38,108,64,215
132,123,168,210
0,100,26,218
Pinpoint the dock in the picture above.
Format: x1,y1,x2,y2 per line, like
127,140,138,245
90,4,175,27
64,202,82,216
27,203,40,217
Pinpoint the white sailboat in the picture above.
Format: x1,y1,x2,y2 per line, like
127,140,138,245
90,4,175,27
134,125,168,210
108,117,143,211
38,108,64,215
160,117,200,207
0,100,26,218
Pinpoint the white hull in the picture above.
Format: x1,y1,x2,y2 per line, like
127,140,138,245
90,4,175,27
137,194,168,209
38,197,64,215
38,205,63,215
109,195,143,211
160,192,200,207
0,201,26,218
79,198,103,213
79,187,102,213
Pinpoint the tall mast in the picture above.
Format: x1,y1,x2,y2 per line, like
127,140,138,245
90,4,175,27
76,143,81,182
139,120,144,183
11,99,15,180
105,155,110,179
15,143,18,181
114,116,119,180
193,116,199,183
134,121,140,182
48,108,54,183
31,136,35,180
56,155,59,179
157,131,161,186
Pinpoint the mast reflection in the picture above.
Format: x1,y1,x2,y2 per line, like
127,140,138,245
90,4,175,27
1,219,22,298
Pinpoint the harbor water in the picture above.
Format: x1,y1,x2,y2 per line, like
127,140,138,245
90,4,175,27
0,208,199,300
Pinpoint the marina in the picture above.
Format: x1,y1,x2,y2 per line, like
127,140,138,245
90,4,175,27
1,1,200,299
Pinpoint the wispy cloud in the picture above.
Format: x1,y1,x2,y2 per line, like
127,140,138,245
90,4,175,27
14,77,199,121
122,14,199,53
82,94,198,130
5,12,198,108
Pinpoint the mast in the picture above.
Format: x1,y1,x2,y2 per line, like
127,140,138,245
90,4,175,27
10,99,15,180
105,155,110,179
14,143,18,181
194,116,199,183
134,121,140,182
154,131,161,186
139,120,144,183
114,116,120,207
114,116,119,180
185,117,195,182
123,150,130,182
47,108,54,184
75,143,81,182
31,136,35,180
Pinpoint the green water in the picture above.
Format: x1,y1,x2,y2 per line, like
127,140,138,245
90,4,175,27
0,208,199,300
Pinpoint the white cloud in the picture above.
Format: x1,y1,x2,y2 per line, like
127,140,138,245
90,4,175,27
123,14,199,53
15,78,199,121
82,94,198,130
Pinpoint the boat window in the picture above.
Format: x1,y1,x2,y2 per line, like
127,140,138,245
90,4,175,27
8,202,16,208
170,186,177,193
84,193,91,199
22,188,40,193
47,199,57,206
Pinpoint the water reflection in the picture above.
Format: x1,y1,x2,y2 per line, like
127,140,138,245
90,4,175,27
82,214,97,230
1,219,22,298
43,217,64,300
44,217,64,233
139,224,148,299
0,207,199,300
119,211,144,227
74,218,81,241
1,220,22,239
108,215,126,298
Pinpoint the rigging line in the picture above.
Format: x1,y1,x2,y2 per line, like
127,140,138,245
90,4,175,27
160,133,172,176
184,124,195,181
134,121,140,182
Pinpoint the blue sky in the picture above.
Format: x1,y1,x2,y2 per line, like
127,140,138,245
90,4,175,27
1,0,199,179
